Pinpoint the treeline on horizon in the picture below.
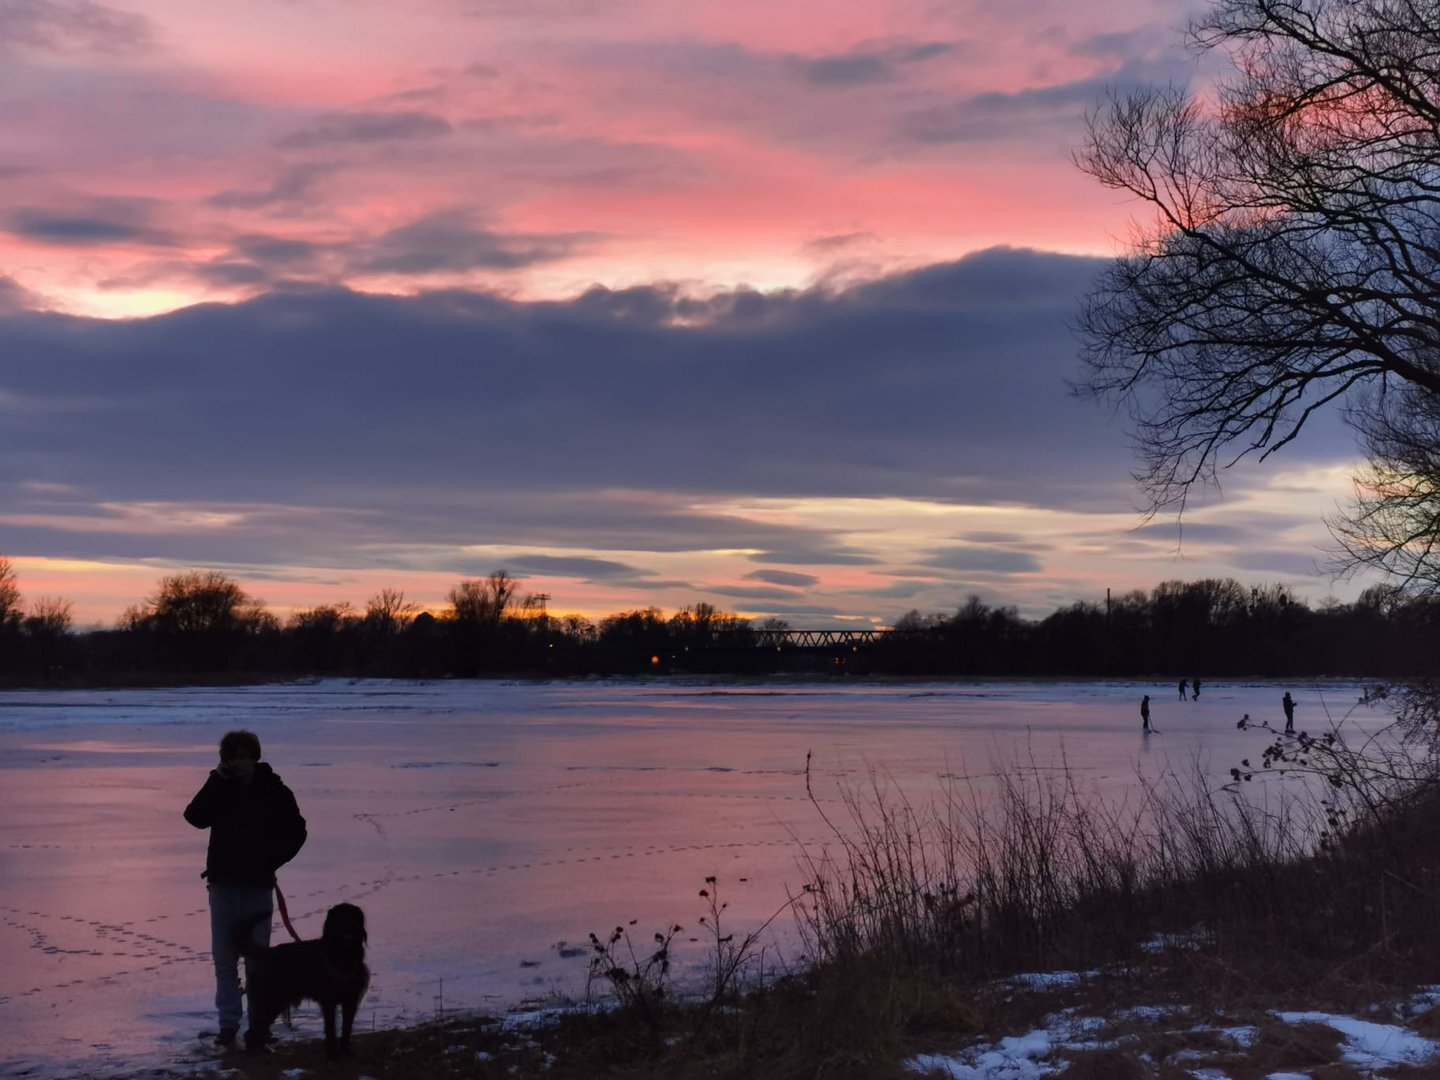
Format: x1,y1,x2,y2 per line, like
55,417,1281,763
1,561,1438,684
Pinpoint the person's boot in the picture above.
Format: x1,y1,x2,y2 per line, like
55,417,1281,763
215,1027,237,1051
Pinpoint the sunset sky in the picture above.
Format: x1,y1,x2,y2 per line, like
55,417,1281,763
0,0,1374,628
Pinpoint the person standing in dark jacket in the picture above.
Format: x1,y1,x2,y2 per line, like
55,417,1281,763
184,730,307,1049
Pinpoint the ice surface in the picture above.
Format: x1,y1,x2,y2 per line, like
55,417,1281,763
0,677,1380,1077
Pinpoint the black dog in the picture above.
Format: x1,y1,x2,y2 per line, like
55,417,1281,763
241,902,370,1059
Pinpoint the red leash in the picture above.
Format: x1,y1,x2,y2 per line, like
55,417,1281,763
274,879,303,943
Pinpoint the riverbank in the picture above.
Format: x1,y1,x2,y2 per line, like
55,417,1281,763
173,951,1440,1078
147,714,1440,1078
2,679,1423,1078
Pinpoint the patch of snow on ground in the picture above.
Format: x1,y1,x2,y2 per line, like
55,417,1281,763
1402,986,1440,1017
1274,1010,1440,1068
906,999,1440,1079
1187,1022,1258,1048
1140,927,1212,954
905,1010,1122,1077
1112,1003,1189,1023
1003,971,1084,991
906,1031,1060,1079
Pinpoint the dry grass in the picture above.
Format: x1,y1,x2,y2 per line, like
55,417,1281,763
152,728,1440,1080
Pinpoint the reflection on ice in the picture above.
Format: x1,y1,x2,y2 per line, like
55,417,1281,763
0,677,1382,1078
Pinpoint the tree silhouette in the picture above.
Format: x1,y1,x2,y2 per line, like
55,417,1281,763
127,570,272,635
25,597,72,637
447,572,521,627
1077,0,1440,554
287,603,357,673
446,572,533,674
22,597,73,680
364,589,417,636
1330,380,1440,594
123,570,273,671
0,556,21,631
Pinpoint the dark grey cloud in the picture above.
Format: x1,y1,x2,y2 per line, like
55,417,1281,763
177,233,335,290
707,584,811,602
901,75,1117,144
897,43,1194,146
919,546,1045,573
806,41,954,85
748,548,881,567
0,0,153,54
744,569,818,588
497,554,652,579
851,579,935,600
191,262,280,288
0,276,41,314
232,234,330,266
603,578,698,594
438,553,682,587
357,211,588,274
276,111,453,149
804,231,875,254
1068,26,1176,64
209,166,333,211
1136,515,1321,548
7,205,176,247
179,215,590,289
958,531,1027,545
0,247,1362,575
1229,551,1324,577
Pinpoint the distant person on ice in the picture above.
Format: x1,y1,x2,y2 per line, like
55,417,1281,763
184,730,307,1051
1178,679,1187,701
1192,678,1201,700
1141,694,1152,732
1282,691,1296,734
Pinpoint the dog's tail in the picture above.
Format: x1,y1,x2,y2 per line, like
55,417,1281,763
233,910,271,959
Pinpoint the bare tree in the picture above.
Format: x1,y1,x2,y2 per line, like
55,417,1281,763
892,609,946,632
1329,379,1440,592
0,556,21,631
24,597,73,638
364,589,417,636
128,570,273,634
447,572,523,626
1076,0,1440,530
290,602,356,633
556,613,598,643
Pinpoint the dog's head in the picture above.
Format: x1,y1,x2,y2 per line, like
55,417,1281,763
322,902,367,960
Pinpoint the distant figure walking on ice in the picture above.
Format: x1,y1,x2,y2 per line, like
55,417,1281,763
1141,694,1152,733
1282,691,1296,734
1178,679,1187,701
1192,678,1201,700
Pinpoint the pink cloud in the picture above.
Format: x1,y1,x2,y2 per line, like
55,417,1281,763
0,0,1185,311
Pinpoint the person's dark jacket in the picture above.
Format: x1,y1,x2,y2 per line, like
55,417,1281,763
183,762,307,886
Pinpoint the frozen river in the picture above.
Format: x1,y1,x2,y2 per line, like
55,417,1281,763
0,677,1381,1077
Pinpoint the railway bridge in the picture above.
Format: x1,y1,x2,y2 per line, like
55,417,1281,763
652,626,949,673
